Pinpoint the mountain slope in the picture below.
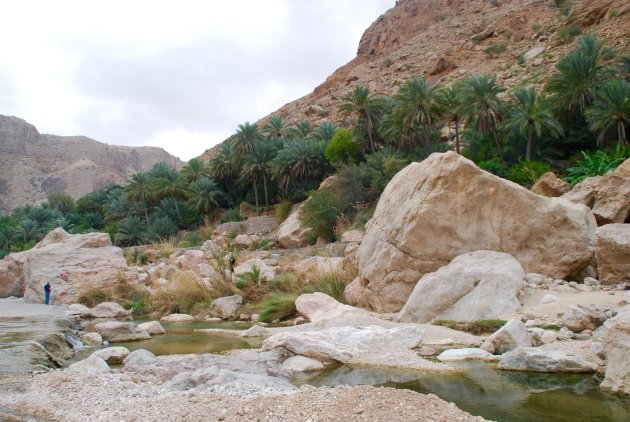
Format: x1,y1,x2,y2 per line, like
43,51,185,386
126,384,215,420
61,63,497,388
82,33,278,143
0,115,184,213
198,0,629,161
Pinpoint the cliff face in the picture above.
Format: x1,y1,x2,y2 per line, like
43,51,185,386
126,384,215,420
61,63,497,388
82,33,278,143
198,0,629,162
0,115,184,213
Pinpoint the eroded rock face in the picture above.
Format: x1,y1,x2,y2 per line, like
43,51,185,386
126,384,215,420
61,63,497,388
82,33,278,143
398,251,524,323
595,224,630,285
561,170,630,225
601,305,630,395
0,252,27,297
20,228,130,304
531,172,570,197
277,203,312,249
352,152,595,312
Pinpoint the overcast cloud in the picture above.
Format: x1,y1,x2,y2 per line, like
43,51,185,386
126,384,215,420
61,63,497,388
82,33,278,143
0,0,394,160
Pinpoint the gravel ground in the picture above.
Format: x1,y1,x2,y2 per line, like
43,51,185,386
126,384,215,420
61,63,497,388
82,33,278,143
0,371,486,421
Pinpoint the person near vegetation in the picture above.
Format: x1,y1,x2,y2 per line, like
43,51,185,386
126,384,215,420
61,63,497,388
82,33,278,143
44,282,51,305
229,253,236,273
60,273,68,282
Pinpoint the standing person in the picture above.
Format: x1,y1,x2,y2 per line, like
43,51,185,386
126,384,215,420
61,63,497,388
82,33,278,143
44,282,51,305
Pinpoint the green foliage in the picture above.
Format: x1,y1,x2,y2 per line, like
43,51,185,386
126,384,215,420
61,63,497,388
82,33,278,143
484,42,507,58
47,193,74,214
325,128,358,164
552,0,574,16
114,216,146,246
339,85,386,153
300,189,341,242
302,273,348,303
433,319,507,335
540,323,563,331
557,24,581,44
585,79,629,146
565,146,629,185
508,161,553,186
220,208,244,223
478,157,510,178
235,264,262,289
258,294,298,323
275,200,293,224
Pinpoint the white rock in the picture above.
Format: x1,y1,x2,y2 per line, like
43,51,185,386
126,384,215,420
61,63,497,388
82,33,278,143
138,321,166,335
341,229,365,242
160,313,194,323
524,46,545,60
601,305,630,395
437,348,494,361
277,203,312,249
482,319,532,354
498,341,603,373
584,277,600,287
210,295,243,319
294,257,344,280
123,349,157,367
67,303,91,317
232,259,276,283
282,356,325,373
562,304,606,333
79,332,103,345
196,263,217,279
88,301,131,318
175,250,206,270
91,346,130,364
93,321,151,342
540,294,558,304
595,224,630,285
295,292,364,323
526,273,548,285
68,356,111,374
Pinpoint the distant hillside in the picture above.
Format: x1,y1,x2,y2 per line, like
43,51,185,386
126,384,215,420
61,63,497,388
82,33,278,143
198,0,629,161
0,115,184,213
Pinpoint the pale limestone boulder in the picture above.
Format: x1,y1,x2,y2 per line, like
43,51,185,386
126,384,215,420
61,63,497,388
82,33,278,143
562,304,606,333
601,305,630,395
175,250,206,270
295,292,362,323
138,321,166,335
232,259,276,283
341,229,365,242
437,348,495,362
67,303,92,317
263,325,453,372
68,356,111,374
282,355,325,373
615,158,630,177
234,234,260,248
562,171,630,225
210,295,243,319
22,228,130,304
277,203,312,249
531,172,570,197
595,224,630,285
88,301,131,318
80,332,103,345
91,346,130,364
93,321,150,342
540,294,558,304
398,251,524,323
196,263,218,279
0,251,27,297
498,341,604,373
160,313,194,323
481,319,532,354
353,152,595,312
293,257,344,280
123,349,157,367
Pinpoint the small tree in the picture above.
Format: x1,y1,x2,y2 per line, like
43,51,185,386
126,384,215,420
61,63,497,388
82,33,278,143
300,189,340,242
325,128,358,164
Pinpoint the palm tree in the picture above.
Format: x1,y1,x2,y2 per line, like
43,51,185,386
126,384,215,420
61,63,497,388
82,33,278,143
271,140,328,195
125,173,153,221
503,87,564,161
546,34,614,117
181,158,209,183
287,121,313,140
459,74,507,161
586,79,629,146
233,122,262,157
380,78,444,152
262,116,286,140
242,142,277,208
114,216,146,246
104,188,132,222
152,170,188,220
441,84,464,154
313,121,338,142
0,225,17,251
339,85,385,153
188,177,226,215
17,219,40,243
209,143,240,187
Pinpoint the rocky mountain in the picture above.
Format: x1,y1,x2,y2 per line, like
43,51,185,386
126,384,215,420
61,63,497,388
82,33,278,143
198,0,629,161
0,115,184,213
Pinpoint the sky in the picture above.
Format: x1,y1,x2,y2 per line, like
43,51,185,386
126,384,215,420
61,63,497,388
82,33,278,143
0,0,394,161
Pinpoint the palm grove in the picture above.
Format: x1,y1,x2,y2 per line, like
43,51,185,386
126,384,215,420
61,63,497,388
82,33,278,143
0,34,628,256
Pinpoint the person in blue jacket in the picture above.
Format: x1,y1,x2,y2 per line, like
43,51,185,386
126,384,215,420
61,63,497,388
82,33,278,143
44,282,51,305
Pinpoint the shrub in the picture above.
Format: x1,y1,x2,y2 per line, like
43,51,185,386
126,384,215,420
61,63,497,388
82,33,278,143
156,238,178,258
235,264,262,290
477,157,510,178
433,319,507,335
149,271,215,316
565,146,629,186
508,161,553,187
557,24,581,44
303,272,352,303
259,294,298,323
540,323,563,331
220,208,244,223
275,200,293,224
325,128,359,164
484,42,507,58
300,189,341,243
77,286,111,308
553,0,574,16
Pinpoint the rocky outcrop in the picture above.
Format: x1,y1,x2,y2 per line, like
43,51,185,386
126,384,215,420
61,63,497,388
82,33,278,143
351,152,595,312
601,305,630,395
398,251,524,322
561,169,630,225
293,257,345,280
572,0,629,26
0,252,27,297
595,224,630,285
18,228,131,304
498,341,604,373
294,293,363,323
276,203,312,249
0,115,183,213
481,319,533,354
531,172,571,197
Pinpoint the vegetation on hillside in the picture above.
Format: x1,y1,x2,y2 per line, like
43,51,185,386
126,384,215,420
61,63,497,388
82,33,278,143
0,34,628,258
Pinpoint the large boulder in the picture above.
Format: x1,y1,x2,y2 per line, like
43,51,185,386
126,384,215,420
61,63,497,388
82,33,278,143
561,169,630,225
0,251,27,297
277,203,312,249
531,172,571,197
137,321,166,335
209,295,243,319
398,251,524,323
160,313,194,323
93,321,150,343
601,305,630,395
498,341,604,373
232,259,276,283
294,292,362,323
174,250,206,270
88,302,131,318
67,356,111,374
352,152,595,312
91,346,130,364
481,319,532,354
293,257,345,280
562,304,607,333
595,224,630,285
21,228,130,304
